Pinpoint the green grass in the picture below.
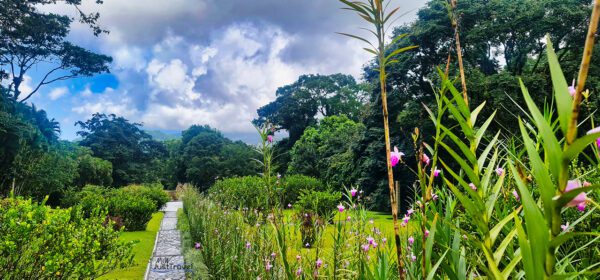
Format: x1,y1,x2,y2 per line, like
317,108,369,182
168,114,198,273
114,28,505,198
99,212,164,280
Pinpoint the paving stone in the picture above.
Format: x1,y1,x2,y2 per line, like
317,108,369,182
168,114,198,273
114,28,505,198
164,211,178,218
161,218,178,230
154,230,182,256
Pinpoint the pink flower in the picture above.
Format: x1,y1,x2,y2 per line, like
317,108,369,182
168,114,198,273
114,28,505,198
425,230,430,238
296,267,302,276
271,252,277,258
402,215,410,224
390,146,404,167
433,168,441,177
382,238,387,244
584,181,592,187
361,244,370,252
267,135,274,143
512,190,519,201
469,183,477,191
346,216,351,221
421,153,431,166
408,236,414,245
305,242,310,248
372,241,378,248
316,259,323,269
195,242,202,250
496,167,505,176
401,221,407,227
277,173,282,179
296,255,301,261
350,188,358,197
432,193,439,201
407,208,414,216
586,127,600,149
569,80,577,97
565,180,588,211
367,237,374,245
288,203,292,208
410,254,416,262
561,222,570,232
337,204,345,213
265,261,273,271
245,242,251,249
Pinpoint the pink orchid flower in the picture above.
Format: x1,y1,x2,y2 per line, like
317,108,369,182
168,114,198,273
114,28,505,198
512,190,519,201
568,80,577,97
408,236,414,245
586,127,600,149
469,183,477,191
421,153,431,166
496,167,505,176
350,188,358,197
425,230,430,238
433,168,441,177
390,146,404,167
316,259,323,269
565,180,588,211
267,135,273,143
337,204,345,213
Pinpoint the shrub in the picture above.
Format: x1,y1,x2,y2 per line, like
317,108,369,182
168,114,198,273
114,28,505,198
108,189,155,231
121,183,170,210
0,197,134,278
62,185,156,231
209,176,268,210
282,175,324,205
294,189,341,219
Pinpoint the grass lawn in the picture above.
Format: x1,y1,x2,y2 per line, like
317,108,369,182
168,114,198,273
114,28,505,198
99,212,164,280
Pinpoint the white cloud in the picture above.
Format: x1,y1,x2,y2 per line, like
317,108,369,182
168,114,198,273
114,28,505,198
48,87,69,100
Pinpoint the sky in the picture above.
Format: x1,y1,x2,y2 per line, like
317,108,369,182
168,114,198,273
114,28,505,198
23,0,427,142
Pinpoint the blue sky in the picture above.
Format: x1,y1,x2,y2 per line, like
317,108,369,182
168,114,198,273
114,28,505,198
20,0,426,142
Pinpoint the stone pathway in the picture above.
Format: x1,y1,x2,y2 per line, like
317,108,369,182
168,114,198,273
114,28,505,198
145,201,186,280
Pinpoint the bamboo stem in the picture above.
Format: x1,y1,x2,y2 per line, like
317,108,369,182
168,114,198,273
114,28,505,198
566,0,600,144
451,0,469,106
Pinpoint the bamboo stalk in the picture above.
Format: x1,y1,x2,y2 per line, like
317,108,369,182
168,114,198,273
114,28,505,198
451,0,469,106
566,0,600,144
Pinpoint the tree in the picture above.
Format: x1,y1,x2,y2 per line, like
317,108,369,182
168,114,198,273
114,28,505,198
175,125,260,190
255,74,366,145
0,0,111,102
74,147,113,187
288,115,364,189
76,113,167,186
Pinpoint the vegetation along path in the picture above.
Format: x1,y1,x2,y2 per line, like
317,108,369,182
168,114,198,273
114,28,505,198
145,201,186,280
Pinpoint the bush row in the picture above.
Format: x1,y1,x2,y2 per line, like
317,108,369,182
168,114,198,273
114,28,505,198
0,197,134,278
62,184,170,231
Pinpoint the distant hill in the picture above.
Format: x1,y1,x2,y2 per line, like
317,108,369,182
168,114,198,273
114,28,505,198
146,130,181,141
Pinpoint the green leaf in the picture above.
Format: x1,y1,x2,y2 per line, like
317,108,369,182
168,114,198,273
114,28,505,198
478,132,500,170
490,211,515,245
546,36,572,135
518,118,555,220
509,163,548,278
384,45,418,61
336,32,376,49
494,227,517,263
445,80,470,119
501,251,522,279
514,213,538,279
425,215,438,271
519,79,562,184
549,231,600,249
438,141,480,187
426,249,450,280
470,101,486,125
563,131,600,161
440,125,477,166
475,111,497,150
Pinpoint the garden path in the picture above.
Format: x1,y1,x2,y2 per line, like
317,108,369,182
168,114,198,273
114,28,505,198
145,201,186,280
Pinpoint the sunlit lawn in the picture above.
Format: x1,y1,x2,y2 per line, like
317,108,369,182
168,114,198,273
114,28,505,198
99,212,164,280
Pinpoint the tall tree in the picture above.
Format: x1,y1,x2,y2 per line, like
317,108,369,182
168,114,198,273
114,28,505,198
76,113,167,186
255,73,365,145
0,0,111,102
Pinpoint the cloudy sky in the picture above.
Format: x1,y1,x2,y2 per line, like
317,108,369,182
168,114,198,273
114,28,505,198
25,0,427,142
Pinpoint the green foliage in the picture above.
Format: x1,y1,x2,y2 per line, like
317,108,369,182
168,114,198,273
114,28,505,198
108,189,155,231
288,115,364,188
0,196,134,278
281,174,324,205
208,176,268,224
121,184,170,211
255,74,365,144
76,113,167,186
74,147,113,187
175,125,260,190
62,184,158,231
295,189,341,219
